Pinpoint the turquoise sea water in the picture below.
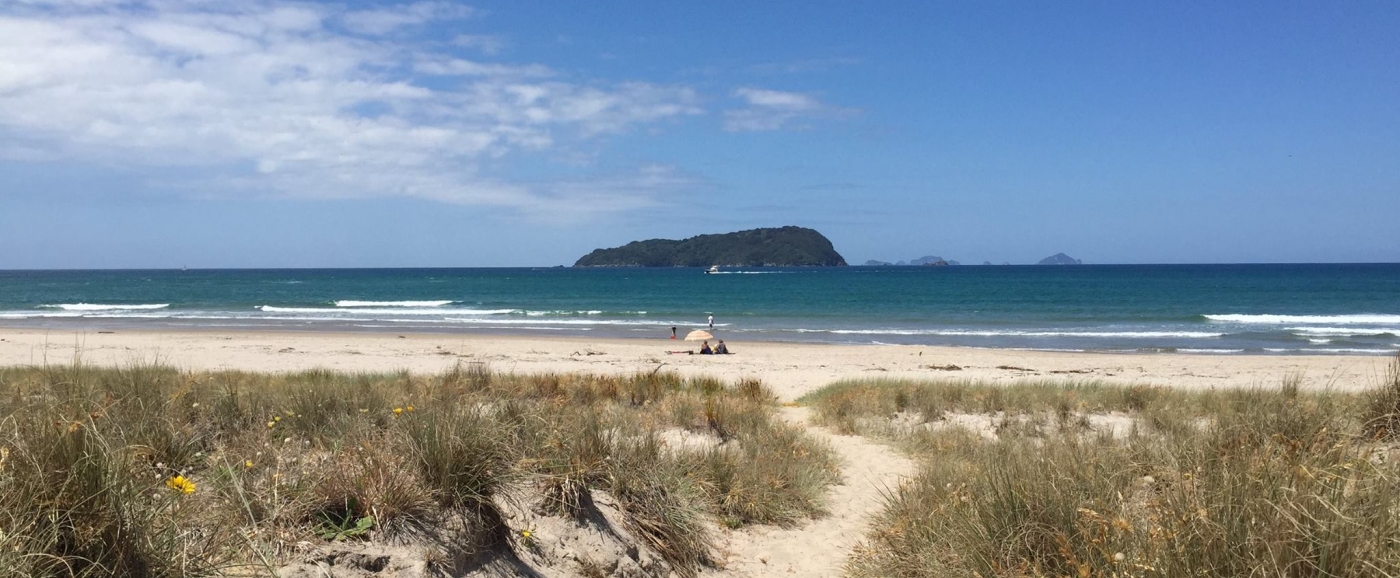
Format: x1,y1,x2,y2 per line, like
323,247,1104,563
1,265,1398,354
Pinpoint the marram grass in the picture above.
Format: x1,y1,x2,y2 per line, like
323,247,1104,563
805,354,1400,578
0,363,835,577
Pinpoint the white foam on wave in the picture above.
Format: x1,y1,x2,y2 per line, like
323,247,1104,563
441,318,721,327
1264,347,1398,355
40,303,170,311
1179,348,1247,354
1206,314,1400,325
1287,327,1400,337
259,305,514,315
2,311,81,319
799,329,1224,338
334,300,453,307
522,310,607,317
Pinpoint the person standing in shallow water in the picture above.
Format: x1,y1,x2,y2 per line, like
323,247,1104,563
708,314,714,329
670,326,677,339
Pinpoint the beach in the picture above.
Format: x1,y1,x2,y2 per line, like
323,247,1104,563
1,327,1390,400
5,327,1394,576
10,327,1395,575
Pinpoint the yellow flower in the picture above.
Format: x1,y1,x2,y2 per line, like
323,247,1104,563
521,530,532,538
165,475,196,494
273,416,281,422
244,460,254,468
267,421,275,429
406,405,415,413
393,407,404,416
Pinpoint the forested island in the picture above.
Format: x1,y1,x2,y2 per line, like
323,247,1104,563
574,226,847,267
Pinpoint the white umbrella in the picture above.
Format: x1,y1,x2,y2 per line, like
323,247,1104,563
684,330,714,341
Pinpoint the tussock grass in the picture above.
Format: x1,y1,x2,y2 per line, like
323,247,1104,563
1363,354,1400,439
0,363,836,577
800,378,1232,436
806,357,1400,578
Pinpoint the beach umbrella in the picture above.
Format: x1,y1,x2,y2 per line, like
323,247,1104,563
684,330,714,341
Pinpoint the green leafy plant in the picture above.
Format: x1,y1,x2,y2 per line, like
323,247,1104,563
315,511,375,541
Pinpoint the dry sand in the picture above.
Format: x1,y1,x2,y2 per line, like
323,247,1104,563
0,328,1391,401
0,327,1393,577
707,406,915,578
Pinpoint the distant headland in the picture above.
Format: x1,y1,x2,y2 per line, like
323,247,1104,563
574,226,847,267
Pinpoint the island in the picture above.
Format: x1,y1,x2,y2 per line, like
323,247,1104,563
574,226,848,267
1037,252,1083,265
862,255,961,266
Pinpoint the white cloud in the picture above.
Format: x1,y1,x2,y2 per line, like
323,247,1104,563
723,87,851,132
734,87,822,110
452,33,506,55
340,1,472,36
524,164,705,221
413,56,552,77
0,1,704,214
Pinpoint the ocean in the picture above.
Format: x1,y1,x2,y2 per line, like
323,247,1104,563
1,265,1398,355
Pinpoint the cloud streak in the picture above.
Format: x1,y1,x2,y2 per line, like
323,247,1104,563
723,87,853,132
0,0,703,214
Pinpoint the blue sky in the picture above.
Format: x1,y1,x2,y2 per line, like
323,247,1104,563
1,0,1397,267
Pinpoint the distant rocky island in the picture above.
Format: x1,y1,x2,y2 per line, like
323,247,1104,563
574,226,847,267
863,255,961,266
863,253,1080,266
1038,253,1083,265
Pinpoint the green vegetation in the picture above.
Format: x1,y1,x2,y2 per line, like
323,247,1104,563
573,226,848,267
803,356,1400,577
0,364,837,577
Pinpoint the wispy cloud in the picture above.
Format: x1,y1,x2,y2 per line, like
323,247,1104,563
0,1,703,215
452,33,506,55
340,1,473,36
723,88,853,132
748,56,861,75
525,164,707,221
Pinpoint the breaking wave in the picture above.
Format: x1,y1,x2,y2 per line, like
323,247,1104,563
40,303,170,311
259,306,514,315
334,300,453,307
799,329,1225,338
1204,314,1400,325
1286,327,1400,337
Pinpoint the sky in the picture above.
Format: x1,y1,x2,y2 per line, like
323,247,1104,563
1,0,1398,268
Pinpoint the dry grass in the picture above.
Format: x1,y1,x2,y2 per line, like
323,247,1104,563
805,354,1400,578
0,363,836,577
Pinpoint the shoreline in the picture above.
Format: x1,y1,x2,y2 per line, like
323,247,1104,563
1,326,1391,401
3,319,1397,357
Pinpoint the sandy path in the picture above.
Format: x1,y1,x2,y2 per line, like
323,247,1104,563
708,406,915,578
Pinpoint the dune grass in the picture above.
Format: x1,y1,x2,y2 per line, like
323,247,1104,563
0,363,836,577
804,354,1400,577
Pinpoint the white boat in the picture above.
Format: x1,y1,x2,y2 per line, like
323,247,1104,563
704,265,720,274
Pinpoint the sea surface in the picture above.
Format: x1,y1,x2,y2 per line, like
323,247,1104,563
1,265,1398,355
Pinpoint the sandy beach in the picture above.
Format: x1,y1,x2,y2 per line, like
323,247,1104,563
1,328,1396,577
0,327,1391,401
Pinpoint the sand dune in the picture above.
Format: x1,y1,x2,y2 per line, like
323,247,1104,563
0,327,1392,577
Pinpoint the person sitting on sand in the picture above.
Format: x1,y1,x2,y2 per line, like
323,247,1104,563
700,341,713,355
715,340,729,354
